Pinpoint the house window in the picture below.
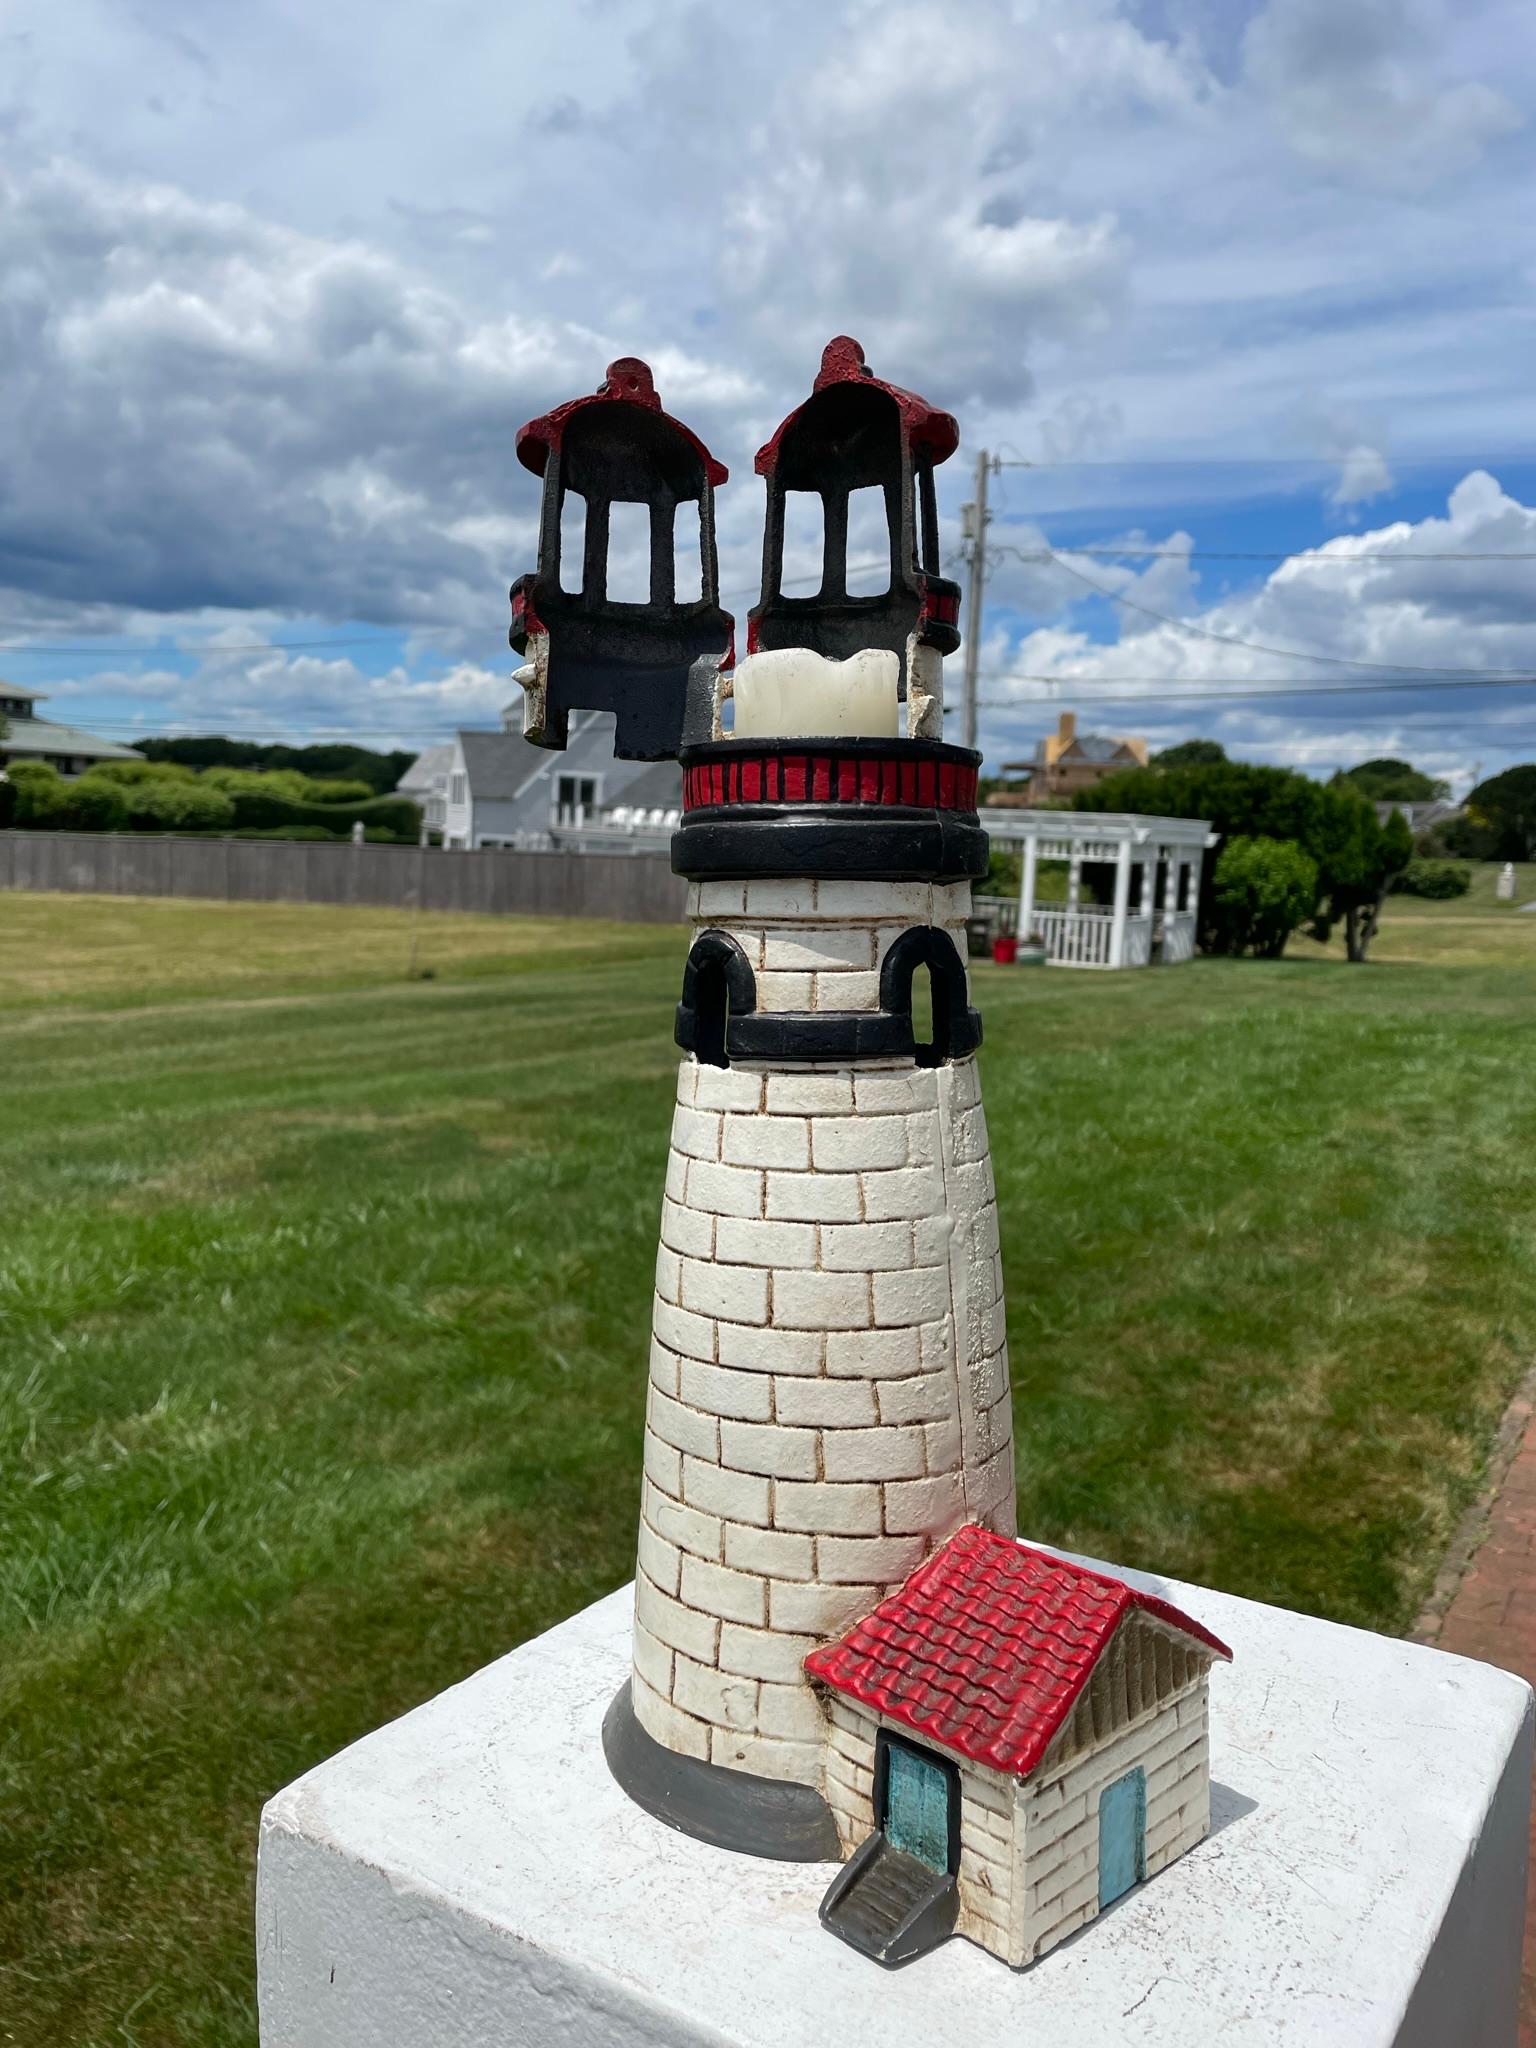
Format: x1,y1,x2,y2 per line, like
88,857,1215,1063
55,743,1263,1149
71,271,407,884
555,775,597,826
450,771,466,807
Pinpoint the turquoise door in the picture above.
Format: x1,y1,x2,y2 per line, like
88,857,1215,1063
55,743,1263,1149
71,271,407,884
883,1740,951,1872
1098,1768,1147,1908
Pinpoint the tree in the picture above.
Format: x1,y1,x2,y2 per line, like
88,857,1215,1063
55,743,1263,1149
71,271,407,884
1152,739,1226,767
136,736,414,794
1334,758,1448,803
1077,759,1408,961
1211,837,1318,956
1315,804,1413,961
1456,766,1536,862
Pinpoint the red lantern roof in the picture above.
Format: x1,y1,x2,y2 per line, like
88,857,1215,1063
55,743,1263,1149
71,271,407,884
516,357,728,488
804,1525,1232,1779
754,335,960,478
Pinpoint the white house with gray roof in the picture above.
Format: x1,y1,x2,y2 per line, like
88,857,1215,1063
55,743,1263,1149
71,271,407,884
440,703,681,853
0,684,143,777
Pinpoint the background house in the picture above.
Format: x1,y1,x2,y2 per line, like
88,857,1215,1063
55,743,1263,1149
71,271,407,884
440,705,682,852
1373,796,1462,838
396,743,454,840
0,684,143,777
990,711,1148,806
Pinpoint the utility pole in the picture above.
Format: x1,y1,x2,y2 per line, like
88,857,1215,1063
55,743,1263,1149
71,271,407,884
959,448,993,754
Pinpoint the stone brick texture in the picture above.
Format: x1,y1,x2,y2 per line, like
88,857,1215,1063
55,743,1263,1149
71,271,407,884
629,876,1017,1787
820,1666,1210,1965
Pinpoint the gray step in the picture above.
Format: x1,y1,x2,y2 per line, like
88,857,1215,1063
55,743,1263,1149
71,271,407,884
818,1834,960,1969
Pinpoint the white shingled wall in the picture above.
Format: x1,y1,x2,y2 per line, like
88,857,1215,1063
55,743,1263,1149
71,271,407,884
1012,1674,1212,1963
629,874,1016,1787
822,1697,1016,1961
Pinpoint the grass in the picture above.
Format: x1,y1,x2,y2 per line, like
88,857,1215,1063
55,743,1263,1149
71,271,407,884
4,882,1536,2044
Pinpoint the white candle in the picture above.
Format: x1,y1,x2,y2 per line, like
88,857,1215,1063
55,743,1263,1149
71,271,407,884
730,647,900,740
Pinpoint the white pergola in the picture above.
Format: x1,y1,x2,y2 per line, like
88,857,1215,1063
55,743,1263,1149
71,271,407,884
985,811,1217,970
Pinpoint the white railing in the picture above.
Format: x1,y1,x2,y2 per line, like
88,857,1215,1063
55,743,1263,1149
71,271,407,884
1030,907,1161,968
1036,906,1116,968
1161,909,1198,964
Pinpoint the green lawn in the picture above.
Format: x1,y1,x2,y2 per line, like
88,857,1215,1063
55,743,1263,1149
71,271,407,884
4,885,1536,2045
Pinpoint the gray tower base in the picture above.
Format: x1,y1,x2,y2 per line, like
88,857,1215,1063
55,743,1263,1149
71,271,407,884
602,1681,842,1861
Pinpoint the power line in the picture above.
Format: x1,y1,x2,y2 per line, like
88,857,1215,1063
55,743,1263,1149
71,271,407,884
968,672,1536,708
995,544,1536,678
992,544,1536,563
1014,453,1536,469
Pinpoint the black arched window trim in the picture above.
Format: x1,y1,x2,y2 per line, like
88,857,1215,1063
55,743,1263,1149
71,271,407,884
675,929,757,1067
673,923,980,1068
877,926,983,1068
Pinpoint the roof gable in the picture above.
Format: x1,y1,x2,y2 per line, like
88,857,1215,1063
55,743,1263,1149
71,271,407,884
1061,735,1136,764
804,1525,1231,1778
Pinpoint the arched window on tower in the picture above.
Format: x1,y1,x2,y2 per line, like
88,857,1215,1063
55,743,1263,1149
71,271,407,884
878,928,983,1069
675,931,757,1069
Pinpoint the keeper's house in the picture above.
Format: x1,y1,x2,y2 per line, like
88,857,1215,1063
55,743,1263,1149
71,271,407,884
0,684,142,777
807,1526,1232,1969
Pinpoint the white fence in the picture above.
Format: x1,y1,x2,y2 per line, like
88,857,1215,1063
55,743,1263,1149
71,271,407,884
1123,913,1153,968
1160,909,1198,964
1036,906,1115,967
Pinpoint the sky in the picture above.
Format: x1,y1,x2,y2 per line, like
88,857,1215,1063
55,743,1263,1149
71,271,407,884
2,0,1535,785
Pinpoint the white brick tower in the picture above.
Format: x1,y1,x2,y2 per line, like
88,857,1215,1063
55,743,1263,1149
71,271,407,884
505,336,1017,1857
627,862,1016,1818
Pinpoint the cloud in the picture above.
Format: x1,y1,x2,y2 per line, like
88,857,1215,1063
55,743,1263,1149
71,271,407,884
0,158,766,649
709,0,1203,408
1243,0,1522,190
1329,444,1394,509
43,634,509,749
979,470,1536,782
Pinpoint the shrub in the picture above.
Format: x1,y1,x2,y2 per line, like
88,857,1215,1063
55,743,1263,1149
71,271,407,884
1211,836,1319,958
231,824,351,841
127,780,237,833
60,777,131,832
5,759,60,789
138,736,413,794
303,777,375,805
8,762,68,827
0,772,15,830
1394,858,1472,900
86,759,197,786
225,789,420,840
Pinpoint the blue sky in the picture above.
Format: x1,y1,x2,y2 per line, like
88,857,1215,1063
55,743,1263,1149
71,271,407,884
2,0,1535,783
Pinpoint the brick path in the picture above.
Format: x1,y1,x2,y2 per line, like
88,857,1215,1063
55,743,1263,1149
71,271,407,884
1429,1377,1536,2045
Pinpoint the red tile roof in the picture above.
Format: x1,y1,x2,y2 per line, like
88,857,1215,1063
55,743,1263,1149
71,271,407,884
804,1526,1233,1779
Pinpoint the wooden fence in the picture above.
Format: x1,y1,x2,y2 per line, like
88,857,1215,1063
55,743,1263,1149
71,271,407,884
0,832,688,925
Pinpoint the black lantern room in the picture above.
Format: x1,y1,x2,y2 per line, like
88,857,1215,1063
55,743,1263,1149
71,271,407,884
509,358,733,760
747,337,962,697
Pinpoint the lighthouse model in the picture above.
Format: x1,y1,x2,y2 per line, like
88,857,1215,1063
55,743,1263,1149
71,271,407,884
509,341,1230,1971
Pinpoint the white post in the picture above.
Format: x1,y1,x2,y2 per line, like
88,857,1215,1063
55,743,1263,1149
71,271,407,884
1110,839,1132,968
1018,834,1038,942
1067,846,1082,914
1163,848,1179,917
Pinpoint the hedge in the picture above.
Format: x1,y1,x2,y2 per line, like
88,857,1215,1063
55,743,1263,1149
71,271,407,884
226,790,420,840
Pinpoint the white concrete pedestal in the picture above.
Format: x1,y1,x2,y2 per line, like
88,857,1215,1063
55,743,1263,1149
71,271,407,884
257,1560,1533,2048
